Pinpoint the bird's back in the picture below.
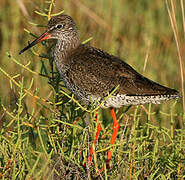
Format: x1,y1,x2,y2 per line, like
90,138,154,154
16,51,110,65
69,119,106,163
58,44,179,108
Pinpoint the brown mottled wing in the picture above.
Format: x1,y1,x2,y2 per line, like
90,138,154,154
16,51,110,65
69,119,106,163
67,44,178,97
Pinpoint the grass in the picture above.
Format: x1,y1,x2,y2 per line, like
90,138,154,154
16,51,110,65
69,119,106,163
0,0,185,179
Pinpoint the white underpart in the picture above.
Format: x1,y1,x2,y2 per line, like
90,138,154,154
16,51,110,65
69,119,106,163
89,94,179,108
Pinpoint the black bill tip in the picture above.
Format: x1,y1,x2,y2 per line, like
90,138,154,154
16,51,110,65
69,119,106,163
19,32,50,55
19,41,33,55
19,50,24,55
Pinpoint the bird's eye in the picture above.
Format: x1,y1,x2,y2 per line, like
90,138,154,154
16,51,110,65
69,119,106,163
56,24,63,29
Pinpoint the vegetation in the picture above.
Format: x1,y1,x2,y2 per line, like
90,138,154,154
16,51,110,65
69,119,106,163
0,0,184,179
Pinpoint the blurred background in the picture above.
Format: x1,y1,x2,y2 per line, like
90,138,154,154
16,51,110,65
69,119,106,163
0,0,184,178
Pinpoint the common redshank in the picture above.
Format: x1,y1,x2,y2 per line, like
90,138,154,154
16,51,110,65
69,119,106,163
19,14,179,169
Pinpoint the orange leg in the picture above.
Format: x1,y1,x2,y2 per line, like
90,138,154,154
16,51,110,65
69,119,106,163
85,113,101,166
106,107,119,169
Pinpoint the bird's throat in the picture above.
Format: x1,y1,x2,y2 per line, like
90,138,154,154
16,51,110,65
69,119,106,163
55,36,80,59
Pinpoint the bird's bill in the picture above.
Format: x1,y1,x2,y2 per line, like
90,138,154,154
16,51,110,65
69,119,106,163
19,32,51,55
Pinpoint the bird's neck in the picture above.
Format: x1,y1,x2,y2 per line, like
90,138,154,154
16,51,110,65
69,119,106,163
55,35,80,60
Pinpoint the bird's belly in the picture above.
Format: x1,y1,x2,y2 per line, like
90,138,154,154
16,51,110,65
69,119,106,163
102,94,178,108
56,70,91,104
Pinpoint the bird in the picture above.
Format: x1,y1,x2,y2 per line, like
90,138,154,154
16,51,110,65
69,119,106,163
19,14,179,169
